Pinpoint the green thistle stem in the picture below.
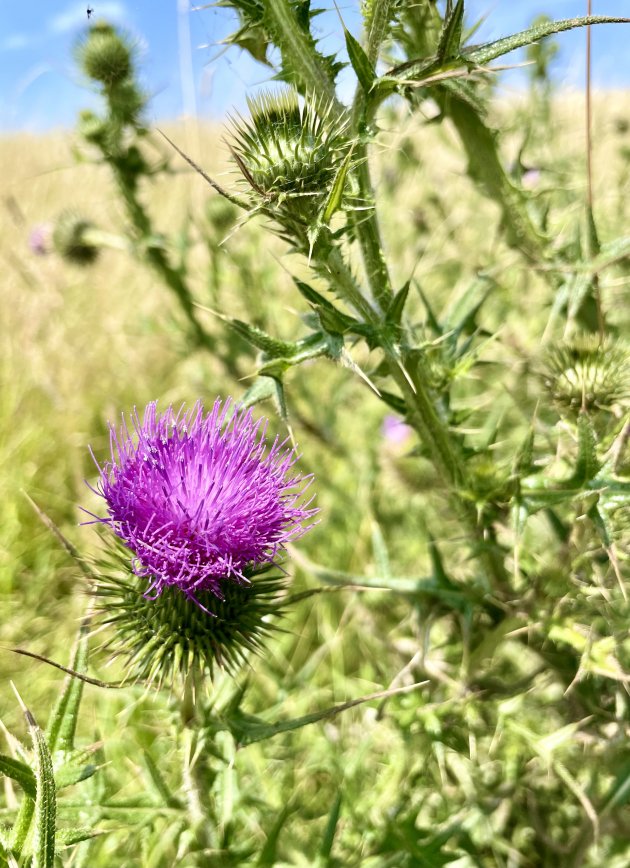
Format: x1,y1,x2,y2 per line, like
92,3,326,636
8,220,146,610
351,153,394,311
324,246,379,322
388,350,509,591
110,164,215,354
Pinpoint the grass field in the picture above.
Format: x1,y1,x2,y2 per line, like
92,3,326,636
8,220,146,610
2,84,630,865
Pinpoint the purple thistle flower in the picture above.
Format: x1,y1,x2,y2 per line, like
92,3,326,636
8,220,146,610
28,223,52,256
381,414,413,447
89,399,316,605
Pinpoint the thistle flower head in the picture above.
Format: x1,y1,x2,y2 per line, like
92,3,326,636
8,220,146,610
230,90,347,200
77,22,133,87
229,89,351,245
53,211,99,265
28,223,52,256
542,337,630,415
89,399,316,604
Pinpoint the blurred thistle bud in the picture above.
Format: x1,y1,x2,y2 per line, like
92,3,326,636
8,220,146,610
78,109,108,145
77,22,133,87
53,211,99,265
206,197,239,236
542,336,630,415
229,89,350,241
86,399,317,684
28,222,52,256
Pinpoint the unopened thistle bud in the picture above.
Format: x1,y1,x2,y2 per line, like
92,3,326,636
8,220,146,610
229,90,350,241
542,337,630,415
53,211,99,265
86,399,317,684
77,24,133,87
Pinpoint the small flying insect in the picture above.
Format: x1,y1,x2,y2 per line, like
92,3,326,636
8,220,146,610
87,6,94,19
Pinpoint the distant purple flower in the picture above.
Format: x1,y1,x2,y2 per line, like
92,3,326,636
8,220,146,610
382,414,413,446
522,168,541,190
28,223,52,256
89,400,316,604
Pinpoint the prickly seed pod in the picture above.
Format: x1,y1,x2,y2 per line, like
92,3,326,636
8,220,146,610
77,25,133,87
542,336,630,414
53,212,99,265
230,89,349,207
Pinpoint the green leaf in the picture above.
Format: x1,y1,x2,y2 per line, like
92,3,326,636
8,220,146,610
294,278,358,333
436,0,465,62
54,744,101,791
344,26,375,92
223,317,301,358
14,694,56,868
572,412,600,485
241,376,278,408
0,755,36,799
320,791,342,860
467,15,630,67
601,758,630,813
55,827,103,849
46,617,89,755
256,803,295,866
386,280,411,327
322,145,355,224
222,682,426,746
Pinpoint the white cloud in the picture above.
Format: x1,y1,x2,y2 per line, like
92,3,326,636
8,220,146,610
48,2,128,35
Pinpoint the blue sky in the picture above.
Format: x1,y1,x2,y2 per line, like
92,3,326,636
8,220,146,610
1,1,628,132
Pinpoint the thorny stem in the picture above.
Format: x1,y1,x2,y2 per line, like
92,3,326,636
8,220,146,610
180,669,211,852
111,162,215,354
388,350,509,592
364,0,397,67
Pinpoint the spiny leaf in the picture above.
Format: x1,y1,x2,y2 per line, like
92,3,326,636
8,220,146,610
436,0,465,62
467,15,630,67
46,616,90,755
572,412,600,485
386,281,411,327
222,316,301,358
344,26,375,93
322,144,356,224
222,681,427,746
0,755,36,799
55,827,104,848
12,687,56,868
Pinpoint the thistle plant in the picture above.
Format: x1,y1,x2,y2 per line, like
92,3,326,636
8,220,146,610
7,2,630,866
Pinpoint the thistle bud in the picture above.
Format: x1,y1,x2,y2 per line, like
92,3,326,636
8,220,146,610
77,24,133,87
229,90,350,240
53,211,99,265
78,109,108,144
542,337,630,415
